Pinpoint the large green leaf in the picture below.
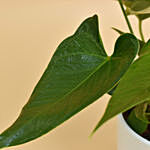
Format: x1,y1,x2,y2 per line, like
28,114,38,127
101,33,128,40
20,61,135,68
0,15,139,149
93,50,150,134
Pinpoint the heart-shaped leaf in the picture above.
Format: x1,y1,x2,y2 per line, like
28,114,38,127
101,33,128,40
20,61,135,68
0,15,139,149
93,46,150,134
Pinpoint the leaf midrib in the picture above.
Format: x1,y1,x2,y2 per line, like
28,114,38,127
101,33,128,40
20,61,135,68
51,52,106,62
8,56,110,145
3,55,109,145
27,56,110,108
28,52,129,108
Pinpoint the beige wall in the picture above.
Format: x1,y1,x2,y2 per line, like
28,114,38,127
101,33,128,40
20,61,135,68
0,0,149,150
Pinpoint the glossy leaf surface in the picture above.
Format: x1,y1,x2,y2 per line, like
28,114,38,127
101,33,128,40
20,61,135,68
0,15,139,149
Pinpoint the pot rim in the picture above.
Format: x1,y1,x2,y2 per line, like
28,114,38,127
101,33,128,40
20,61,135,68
119,114,150,146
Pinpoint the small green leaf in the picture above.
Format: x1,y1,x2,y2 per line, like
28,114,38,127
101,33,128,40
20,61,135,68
122,0,150,20
122,0,150,12
127,110,148,134
0,15,139,149
134,102,150,123
93,52,150,134
128,7,150,15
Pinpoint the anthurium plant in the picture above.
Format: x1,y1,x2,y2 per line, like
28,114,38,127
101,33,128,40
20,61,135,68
0,0,150,149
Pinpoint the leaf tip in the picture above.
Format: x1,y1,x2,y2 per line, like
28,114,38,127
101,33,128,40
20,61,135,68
90,122,103,138
89,130,96,138
92,14,98,18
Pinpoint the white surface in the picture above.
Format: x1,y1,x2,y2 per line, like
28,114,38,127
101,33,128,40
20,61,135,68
118,114,150,150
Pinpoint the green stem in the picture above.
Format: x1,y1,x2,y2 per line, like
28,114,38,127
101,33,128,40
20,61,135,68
118,0,134,34
138,19,145,42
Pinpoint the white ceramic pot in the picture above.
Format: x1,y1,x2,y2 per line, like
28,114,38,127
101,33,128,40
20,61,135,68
118,114,150,150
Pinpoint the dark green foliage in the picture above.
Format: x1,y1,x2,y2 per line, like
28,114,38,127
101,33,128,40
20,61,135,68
0,15,139,149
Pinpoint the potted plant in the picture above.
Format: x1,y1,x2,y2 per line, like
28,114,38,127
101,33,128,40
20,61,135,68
0,0,150,149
